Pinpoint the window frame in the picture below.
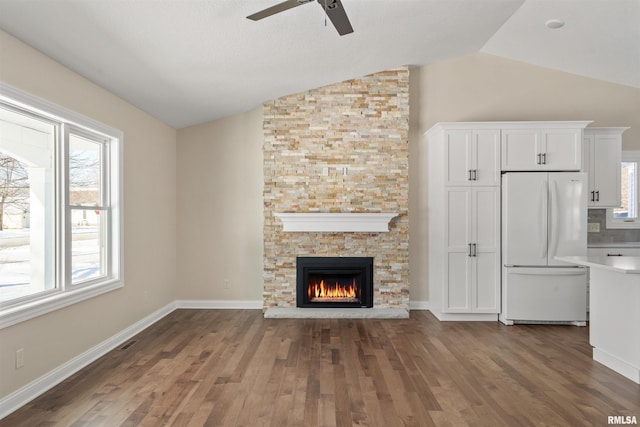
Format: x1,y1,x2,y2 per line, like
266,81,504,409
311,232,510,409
606,150,640,229
0,82,124,329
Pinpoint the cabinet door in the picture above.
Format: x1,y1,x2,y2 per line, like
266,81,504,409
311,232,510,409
591,134,621,207
443,188,472,312
542,129,581,171
473,130,501,186
444,130,472,186
472,187,500,313
444,187,500,314
501,129,541,171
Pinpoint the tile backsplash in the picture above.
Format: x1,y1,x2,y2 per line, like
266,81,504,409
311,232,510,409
587,209,640,244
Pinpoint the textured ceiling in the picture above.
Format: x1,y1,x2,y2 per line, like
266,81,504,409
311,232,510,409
0,0,638,129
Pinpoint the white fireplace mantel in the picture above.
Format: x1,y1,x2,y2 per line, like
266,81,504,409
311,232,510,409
274,212,398,233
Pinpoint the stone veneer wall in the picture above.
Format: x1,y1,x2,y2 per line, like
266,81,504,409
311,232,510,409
263,67,410,309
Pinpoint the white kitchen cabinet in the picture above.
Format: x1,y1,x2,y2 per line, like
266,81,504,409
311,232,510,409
443,187,500,313
427,122,504,320
501,127,585,171
426,121,591,321
587,247,640,257
583,128,627,207
444,129,500,186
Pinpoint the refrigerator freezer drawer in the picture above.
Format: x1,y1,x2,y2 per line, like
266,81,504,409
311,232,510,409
503,267,588,323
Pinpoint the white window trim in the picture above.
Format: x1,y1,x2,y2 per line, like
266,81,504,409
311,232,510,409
0,82,124,329
606,150,640,229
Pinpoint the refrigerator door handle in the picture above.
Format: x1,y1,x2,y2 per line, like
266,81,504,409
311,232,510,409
549,181,560,258
538,181,547,259
549,181,559,259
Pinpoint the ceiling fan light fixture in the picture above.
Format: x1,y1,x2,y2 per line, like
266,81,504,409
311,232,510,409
247,0,353,36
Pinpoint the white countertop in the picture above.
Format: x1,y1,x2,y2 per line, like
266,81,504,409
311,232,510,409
556,255,640,274
588,242,640,248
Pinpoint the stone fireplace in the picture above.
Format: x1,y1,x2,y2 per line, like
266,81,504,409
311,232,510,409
262,67,410,318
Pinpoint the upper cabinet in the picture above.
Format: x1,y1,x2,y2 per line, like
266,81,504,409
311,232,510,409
445,129,500,186
583,127,628,207
501,127,585,171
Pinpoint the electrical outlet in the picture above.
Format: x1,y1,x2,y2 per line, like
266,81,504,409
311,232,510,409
223,279,230,289
588,223,600,233
15,348,24,369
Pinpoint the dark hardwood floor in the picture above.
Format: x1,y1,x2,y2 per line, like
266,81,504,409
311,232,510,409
3,309,639,426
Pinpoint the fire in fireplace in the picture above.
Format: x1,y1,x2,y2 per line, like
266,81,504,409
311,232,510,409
296,257,373,308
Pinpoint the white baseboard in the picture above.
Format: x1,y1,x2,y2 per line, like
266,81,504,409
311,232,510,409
175,300,263,309
0,302,177,420
409,300,430,310
431,309,499,322
593,348,640,384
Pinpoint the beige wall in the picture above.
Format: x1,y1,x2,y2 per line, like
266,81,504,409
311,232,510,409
408,52,640,302
0,30,177,399
176,108,264,301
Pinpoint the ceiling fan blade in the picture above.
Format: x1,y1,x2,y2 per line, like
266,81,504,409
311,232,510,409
317,0,353,35
247,0,306,21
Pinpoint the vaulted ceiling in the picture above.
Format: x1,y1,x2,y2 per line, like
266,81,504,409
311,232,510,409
0,0,638,128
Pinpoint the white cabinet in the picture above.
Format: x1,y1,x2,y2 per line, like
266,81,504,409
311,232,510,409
501,128,584,171
444,187,500,313
585,245,640,312
587,247,640,257
426,121,591,321
445,129,500,186
427,122,503,320
583,128,627,207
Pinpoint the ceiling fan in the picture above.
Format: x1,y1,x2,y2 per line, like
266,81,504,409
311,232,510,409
247,0,354,36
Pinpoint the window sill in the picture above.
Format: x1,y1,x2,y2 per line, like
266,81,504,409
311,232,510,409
606,211,640,229
0,280,123,330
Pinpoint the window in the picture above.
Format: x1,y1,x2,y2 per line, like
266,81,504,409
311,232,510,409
607,151,640,229
0,83,123,328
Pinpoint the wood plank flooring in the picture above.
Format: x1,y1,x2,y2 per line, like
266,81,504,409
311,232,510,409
2,309,639,426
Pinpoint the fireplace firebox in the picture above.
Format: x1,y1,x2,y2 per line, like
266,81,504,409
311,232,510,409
296,257,373,308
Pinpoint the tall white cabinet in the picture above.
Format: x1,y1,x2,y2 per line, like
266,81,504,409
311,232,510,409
427,124,502,320
426,121,592,321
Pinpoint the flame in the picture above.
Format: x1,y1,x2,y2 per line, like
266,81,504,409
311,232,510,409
308,277,358,301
